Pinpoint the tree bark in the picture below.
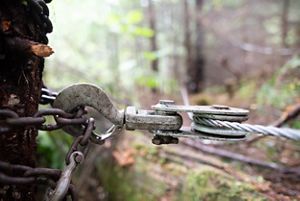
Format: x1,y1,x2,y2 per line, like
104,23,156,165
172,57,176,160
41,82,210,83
281,0,290,48
185,0,205,94
0,1,46,200
147,0,158,73
183,0,193,86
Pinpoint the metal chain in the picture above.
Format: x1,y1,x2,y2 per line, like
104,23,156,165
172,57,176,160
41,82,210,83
46,118,95,201
0,106,96,201
0,160,61,184
0,107,86,134
0,0,84,199
40,87,58,105
0,160,77,199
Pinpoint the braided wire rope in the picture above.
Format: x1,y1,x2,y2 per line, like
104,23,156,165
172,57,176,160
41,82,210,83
193,115,300,141
180,86,300,141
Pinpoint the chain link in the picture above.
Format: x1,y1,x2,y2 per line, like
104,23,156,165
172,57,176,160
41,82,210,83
0,108,87,133
0,106,96,201
1,0,89,200
40,87,58,105
0,160,61,184
47,118,95,201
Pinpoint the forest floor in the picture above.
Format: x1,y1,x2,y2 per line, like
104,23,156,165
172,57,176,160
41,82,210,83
72,80,300,201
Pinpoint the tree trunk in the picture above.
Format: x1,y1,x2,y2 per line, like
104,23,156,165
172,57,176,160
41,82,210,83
0,1,48,200
183,0,193,86
185,0,205,94
147,0,158,73
281,0,290,48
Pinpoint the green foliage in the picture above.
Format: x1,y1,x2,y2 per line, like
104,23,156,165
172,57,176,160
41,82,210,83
291,121,300,129
37,131,72,169
212,0,223,8
45,0,178,100
131,27,154,38
257,82,297,108
257,55,300,108
106,10,154,37
237,80,257,100
97,156,166,201
21,0,28,5
179,169,267,201
264,18,281,44
143,51,157,61
135,74,159,89
125,10,143,24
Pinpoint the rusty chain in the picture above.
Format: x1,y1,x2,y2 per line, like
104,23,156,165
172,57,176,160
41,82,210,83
1,0,83,199
0,107,86,134
0,104,97,201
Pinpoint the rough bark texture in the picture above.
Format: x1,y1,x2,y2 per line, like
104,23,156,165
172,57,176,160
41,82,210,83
0,1,45,200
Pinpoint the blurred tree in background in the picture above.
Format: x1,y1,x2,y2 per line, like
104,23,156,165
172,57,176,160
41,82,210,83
45,0,299,98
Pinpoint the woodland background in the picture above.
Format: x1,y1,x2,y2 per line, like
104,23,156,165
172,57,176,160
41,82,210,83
39,0,300,200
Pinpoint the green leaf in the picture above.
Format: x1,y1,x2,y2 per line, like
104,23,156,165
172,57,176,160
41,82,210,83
143,51,157,61
131,27,154,38
107,13,121,25
135,75,159,89
126,10,143,24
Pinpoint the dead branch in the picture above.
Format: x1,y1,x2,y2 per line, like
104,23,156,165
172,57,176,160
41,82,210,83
181,139,300,176
5,36,53,57
272,103,300,127
161,149,275,195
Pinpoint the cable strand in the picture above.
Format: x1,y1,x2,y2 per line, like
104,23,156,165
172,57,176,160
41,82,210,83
193,117,300,140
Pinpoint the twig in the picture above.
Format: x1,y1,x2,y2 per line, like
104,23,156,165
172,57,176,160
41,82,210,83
5,36,53,57
272,103,300,127
162,149,251,182
163,150,228,172
181,139,300,176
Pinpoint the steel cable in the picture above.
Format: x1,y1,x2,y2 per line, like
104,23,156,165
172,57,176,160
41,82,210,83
193,116,300,140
